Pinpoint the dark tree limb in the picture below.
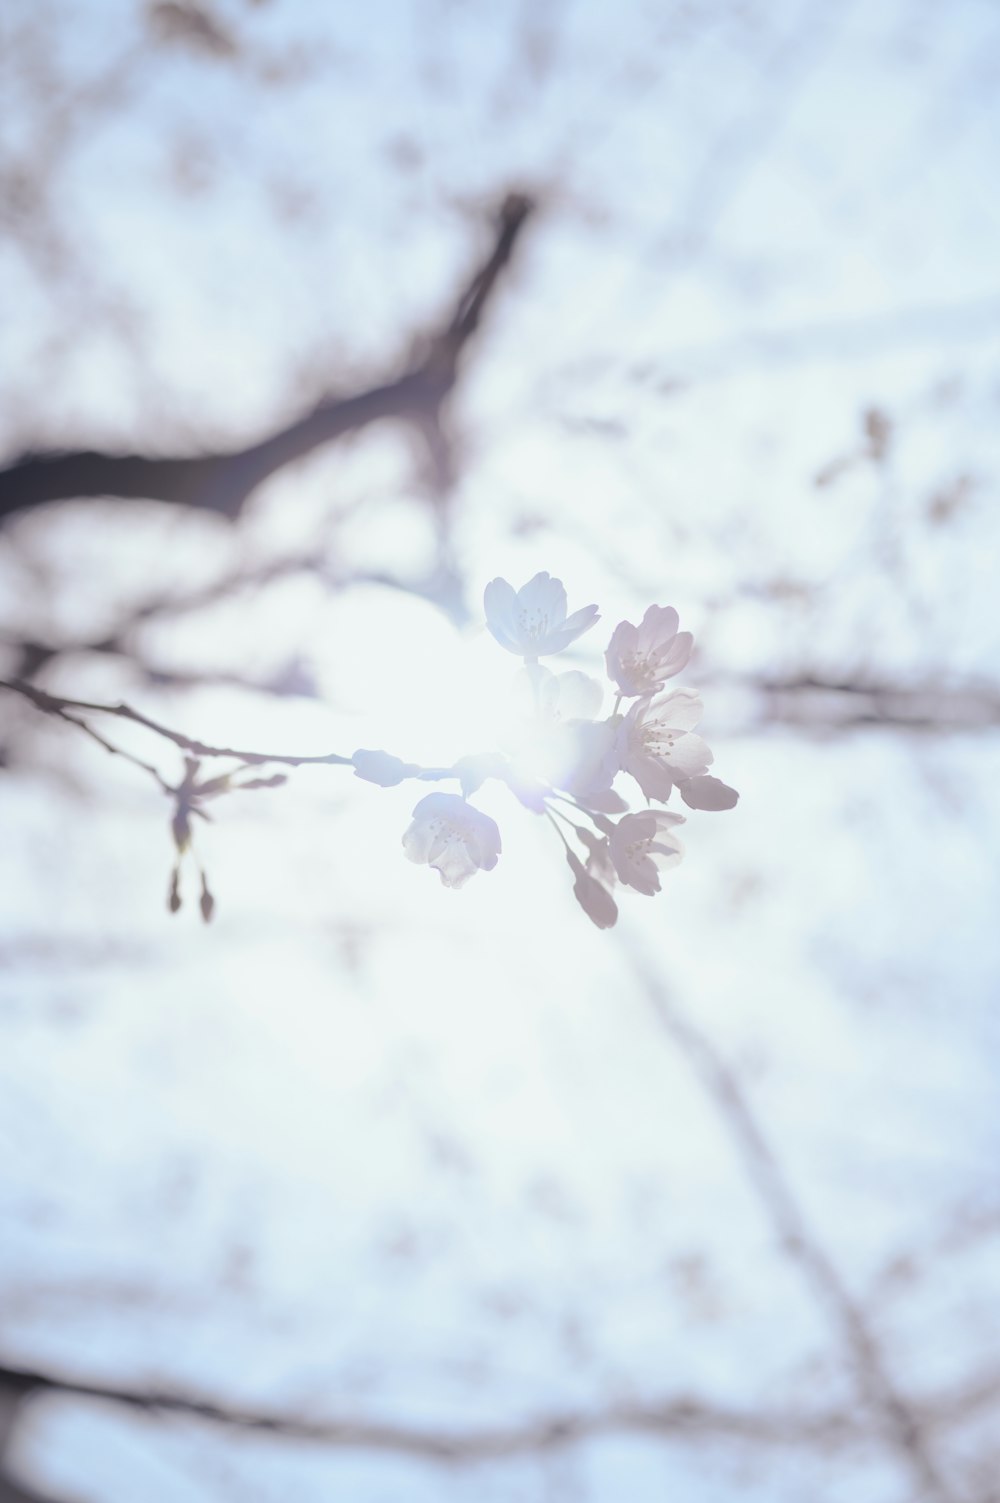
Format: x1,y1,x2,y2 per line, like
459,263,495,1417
0,1478,67,1503
0,1351,997,1475
0,194,534,523
741,673,1000,733
0,1358,866,1462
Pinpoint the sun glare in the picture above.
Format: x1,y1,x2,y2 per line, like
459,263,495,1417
312,586,567,770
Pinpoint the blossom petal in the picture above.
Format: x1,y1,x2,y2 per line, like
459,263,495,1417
604,620,638,688
566,850,618,928
649,687,703,731
557,602,600,640
664,731,714,779
637,604,678,650
626,755,674,802
516,571,568,629
649,838,684,869
402,819,436,865
554,670,603,720
578,829,617,887
467,815,502,871
561,718,623,796
655,733,709,781
656,631,693,678
483,577,521,651
679,775,739,811
431,844,479,888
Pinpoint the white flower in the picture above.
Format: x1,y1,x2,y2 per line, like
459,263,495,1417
609,810,685,895
484,572,599,658
504,665,614,798
606,605,693,698
402,792,501,889
557,717,623,799
528,666,604,721
621,688,713,801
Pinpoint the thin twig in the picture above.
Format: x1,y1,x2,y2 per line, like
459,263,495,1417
50,706,172,791
1,679,352,769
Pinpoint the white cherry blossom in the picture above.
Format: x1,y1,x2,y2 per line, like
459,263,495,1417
609,810,685,895
508,664,603,723
504,665,613,798
557,717,623,800
606,605,693,697
402,792,501,888
484,572,599,659
621,688,713,801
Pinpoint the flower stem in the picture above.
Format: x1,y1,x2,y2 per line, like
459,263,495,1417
544,809,574,854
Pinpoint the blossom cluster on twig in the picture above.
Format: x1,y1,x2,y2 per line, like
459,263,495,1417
359,572,738,928
1,574,736,928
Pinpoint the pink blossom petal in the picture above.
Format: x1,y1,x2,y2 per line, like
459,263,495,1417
626,754,674,802
559,602,601,638
517,571,568,627
565,850,618,928
483,577,521,650
649,688,703,730
554,670,603,720
657,631,693,677
664,731,714,778
679,775,739,811
636,603,678,651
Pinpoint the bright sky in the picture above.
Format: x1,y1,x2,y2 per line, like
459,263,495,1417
1,1,1000,1499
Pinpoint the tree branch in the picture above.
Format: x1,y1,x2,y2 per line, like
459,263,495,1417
0,194,533,523
746,673,1000,733
0,1358,865,1462
1,1351,997,1476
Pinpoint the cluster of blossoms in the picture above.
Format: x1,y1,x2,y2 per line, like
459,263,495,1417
353,572,737,929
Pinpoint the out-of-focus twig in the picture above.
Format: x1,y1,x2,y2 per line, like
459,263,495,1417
629,952,960,1503
0,681,172,790
732,673,1000,734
